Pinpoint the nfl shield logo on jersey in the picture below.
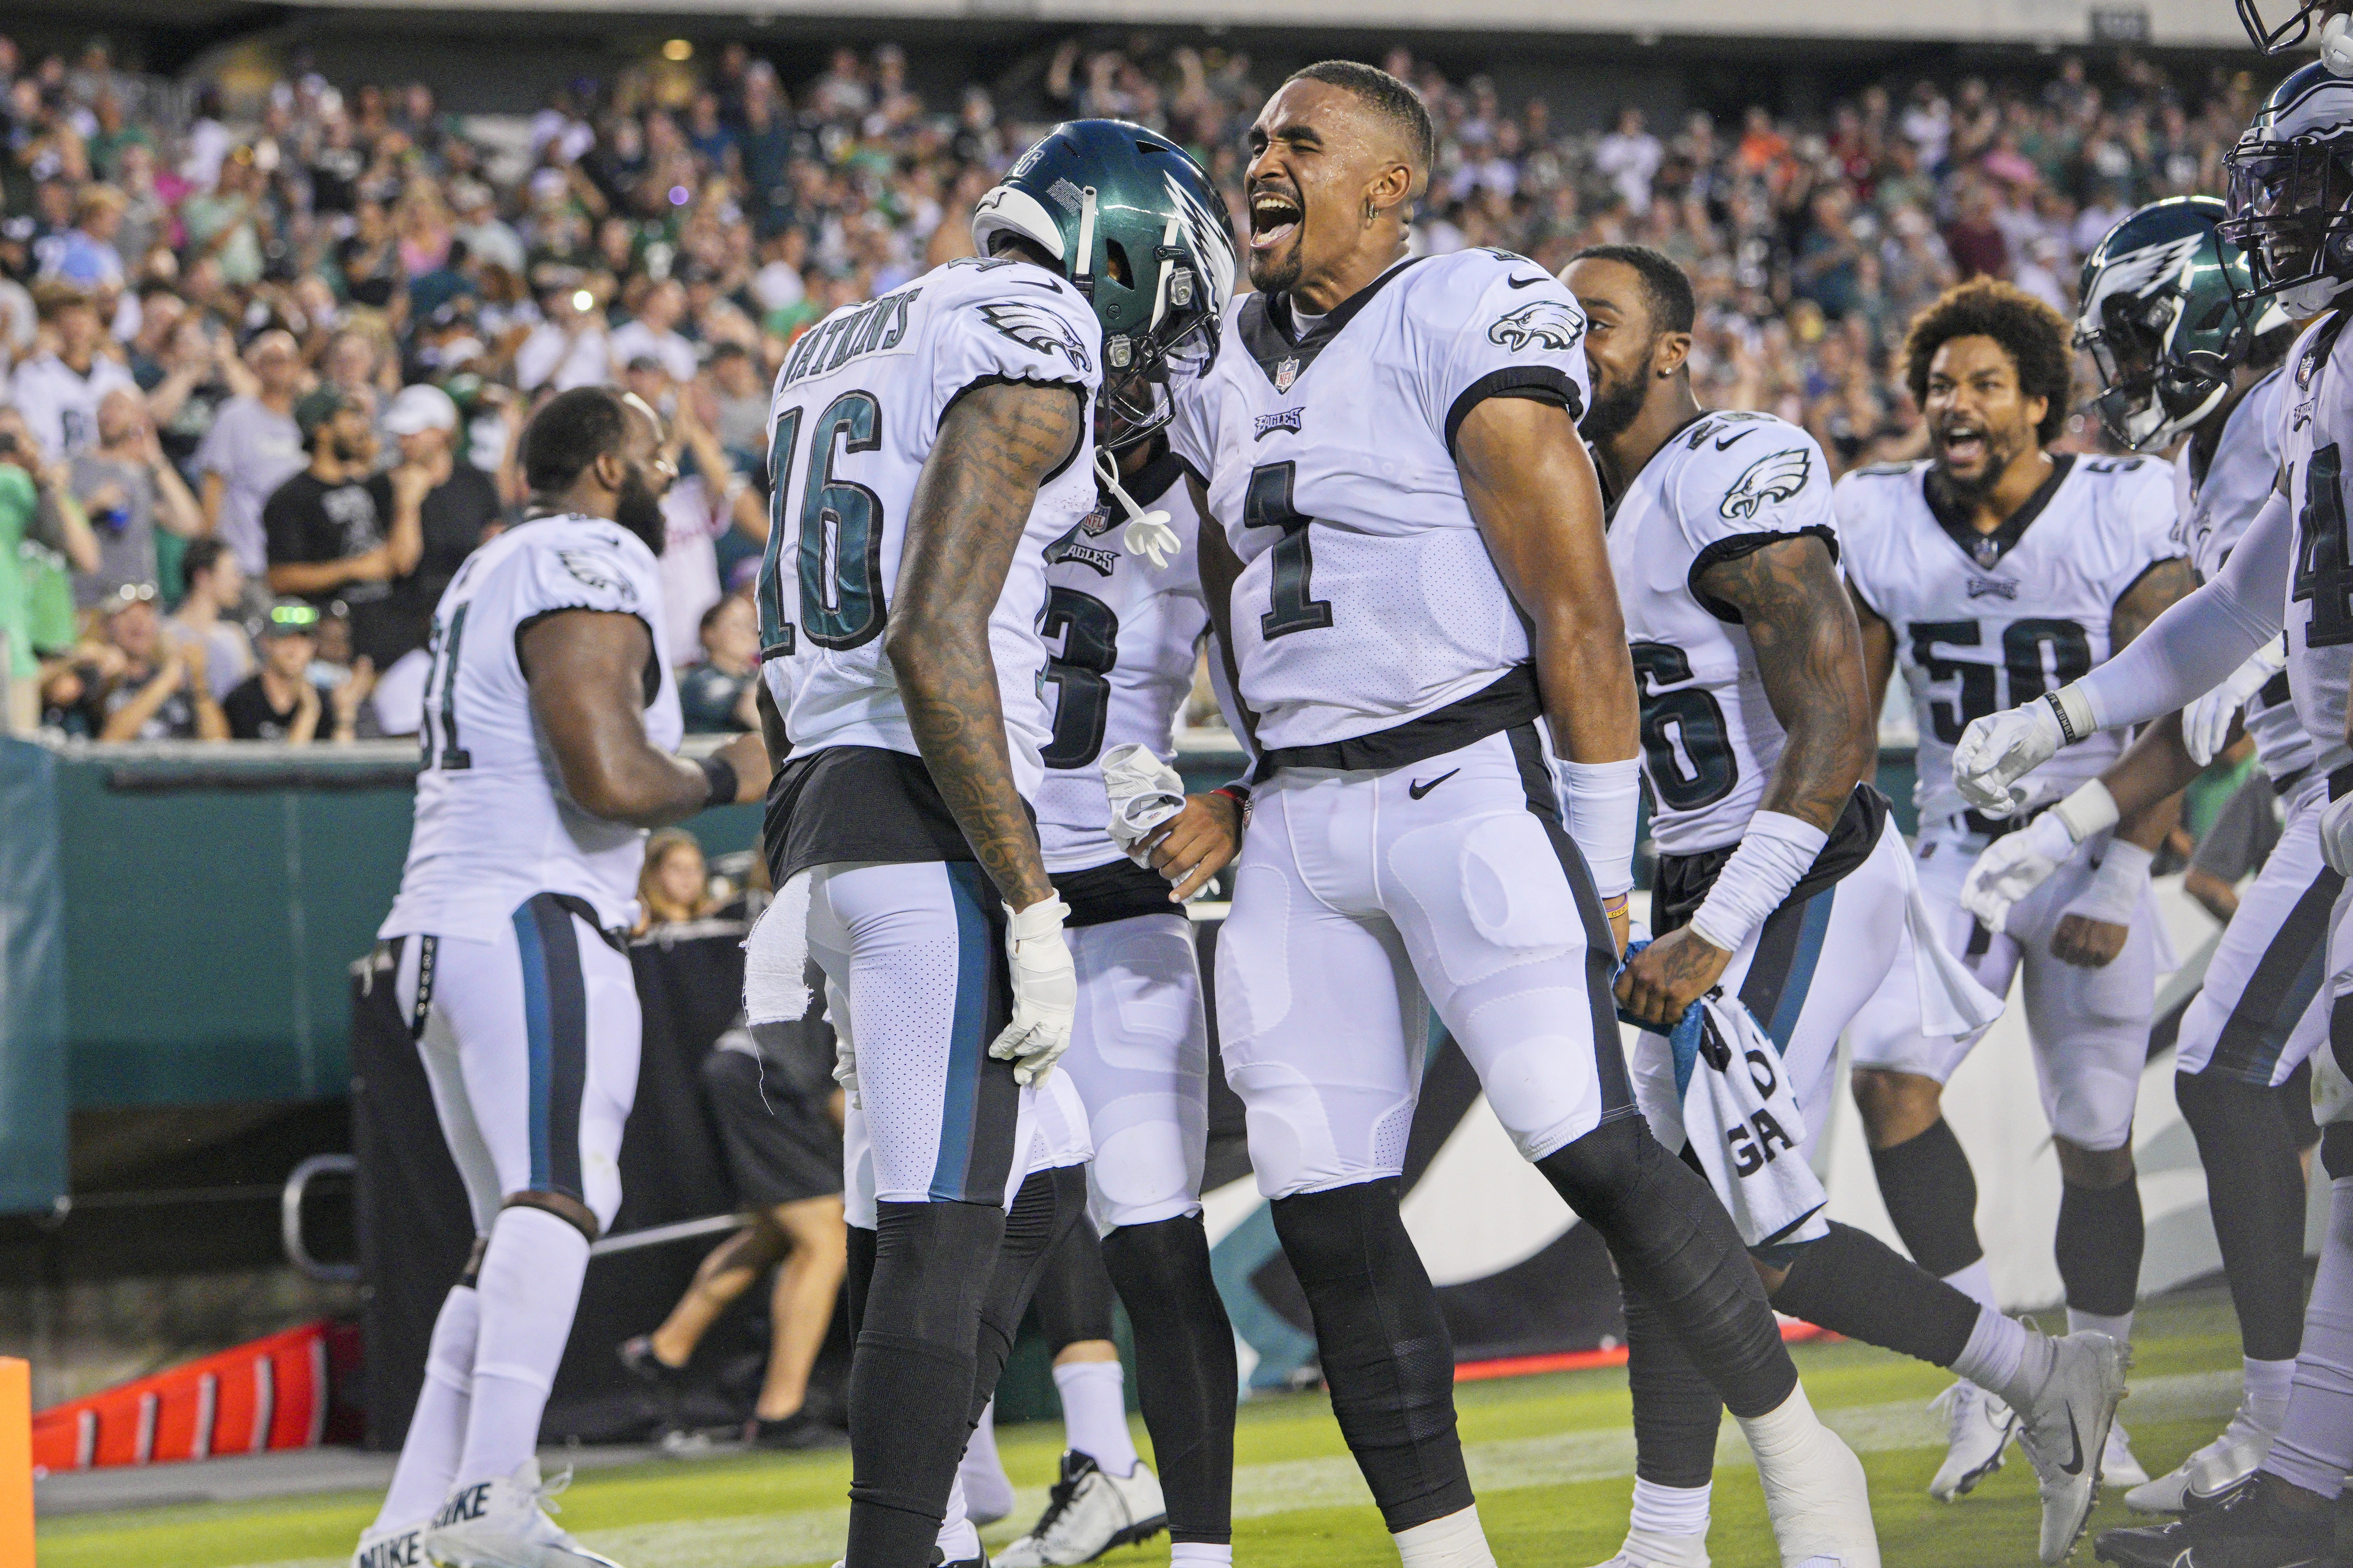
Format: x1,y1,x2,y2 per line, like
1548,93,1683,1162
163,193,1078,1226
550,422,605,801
1275,356,1300,394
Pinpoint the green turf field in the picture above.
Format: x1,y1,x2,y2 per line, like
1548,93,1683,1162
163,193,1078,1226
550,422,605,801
36,1291,2252,1568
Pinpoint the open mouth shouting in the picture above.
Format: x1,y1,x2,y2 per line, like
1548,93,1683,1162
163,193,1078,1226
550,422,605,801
1935,420,1990,470
1249,186,1303,253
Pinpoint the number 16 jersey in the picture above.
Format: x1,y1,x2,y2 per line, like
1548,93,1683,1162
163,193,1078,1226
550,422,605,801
1836,453,2180,827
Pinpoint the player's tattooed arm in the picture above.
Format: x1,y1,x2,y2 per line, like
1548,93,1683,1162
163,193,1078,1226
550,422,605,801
1849,585,1897,722
887,379,1083,911
1699,534,1875,833
523,610,773,827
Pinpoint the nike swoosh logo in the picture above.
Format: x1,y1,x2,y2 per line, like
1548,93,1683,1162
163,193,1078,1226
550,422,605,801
2058,1409,2084,1476
1408,770,1459,799
1506,275,1547,289
1716,430,1756,451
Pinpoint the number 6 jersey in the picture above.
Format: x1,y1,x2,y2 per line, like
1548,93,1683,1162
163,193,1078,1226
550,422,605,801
1836,452,2181,827
1606,411,1838,856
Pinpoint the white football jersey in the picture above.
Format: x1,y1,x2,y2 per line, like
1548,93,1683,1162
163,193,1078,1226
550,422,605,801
380,514,682,942
1838,453,2181,826
1034,449,1209,873
2177,368,2316,786
2278,312,2353,778
755,256,1102,801
1168,248,1592,752
1608,411,1838,856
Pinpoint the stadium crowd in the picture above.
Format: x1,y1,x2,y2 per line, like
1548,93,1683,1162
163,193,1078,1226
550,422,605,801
0,30,2279,742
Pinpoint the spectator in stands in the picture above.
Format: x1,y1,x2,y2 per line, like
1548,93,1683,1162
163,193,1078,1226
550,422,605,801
11,280,136,458
69,385,203,606
679,594,760,734
706,341,769,469
221,597,373,742
44,183,128,291
195,329,306,579
652,384,766,667
609,278,697,383
55,583,229,741
263,388,422,667
167,536,255,700
634,828,715,932
378,382,500,657
514,279,611,393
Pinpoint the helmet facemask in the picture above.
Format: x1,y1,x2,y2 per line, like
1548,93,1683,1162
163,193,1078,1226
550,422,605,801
1093,219,1222,453
2224,130,2353,314
2078,288,2233,450
2237,0,2335,53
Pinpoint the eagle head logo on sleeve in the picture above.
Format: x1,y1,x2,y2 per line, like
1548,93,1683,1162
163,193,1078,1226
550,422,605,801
1488,299,1586,352
979,302,1095,375
1720,448,1813,521
558,548,636,603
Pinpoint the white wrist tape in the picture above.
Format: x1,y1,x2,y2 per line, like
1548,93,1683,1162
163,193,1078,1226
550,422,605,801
2050,778,2121,846
2053,679,2099,739
1688,810,1829,954
1562,756,1642,901
2072,838,2153,927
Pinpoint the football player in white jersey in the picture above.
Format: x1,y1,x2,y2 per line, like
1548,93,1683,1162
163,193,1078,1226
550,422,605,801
1837,277,2195,1500
1567,243,2120,1568
1174,63,1875,1568
1958,198,2317,1520
1964,58,2353,1568
753,121,1236,1568
354,387,772,1568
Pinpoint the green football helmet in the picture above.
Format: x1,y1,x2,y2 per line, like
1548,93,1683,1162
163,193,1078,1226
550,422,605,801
2076,196,2290,451
972,119,1237,451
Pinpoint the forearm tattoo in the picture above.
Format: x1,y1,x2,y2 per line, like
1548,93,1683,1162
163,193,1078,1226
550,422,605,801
1705,534,1875,832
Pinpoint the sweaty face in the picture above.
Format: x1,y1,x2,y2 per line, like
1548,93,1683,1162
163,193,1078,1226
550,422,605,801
1244,80,1409,297
612,407,677,555
1924,335,2042,495
1563,257,1657,442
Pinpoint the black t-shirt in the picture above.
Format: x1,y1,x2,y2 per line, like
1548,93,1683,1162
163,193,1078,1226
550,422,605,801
384,464,502,661
264,469,405,665
223,671,331,740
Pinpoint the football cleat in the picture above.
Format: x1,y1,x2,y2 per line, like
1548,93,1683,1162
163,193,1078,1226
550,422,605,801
992,1451,1167,1567
1927,1381,2017,1501
2094,1474,2334,1566
745,1410,847,1450
1585,1525,1711,1567
353,1520,429,1568
2011,1332,2132,1566
2126,1405,2276,1515
420,1460,623,1568
2104,1420,2151,1490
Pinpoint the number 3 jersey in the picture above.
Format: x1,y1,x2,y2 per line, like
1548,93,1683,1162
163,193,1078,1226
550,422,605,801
379,515,682,942
1034,448,1209,874
1167,249,1592,752
1836,453,2180,827
1607,411,1838,856
755,257,1104,809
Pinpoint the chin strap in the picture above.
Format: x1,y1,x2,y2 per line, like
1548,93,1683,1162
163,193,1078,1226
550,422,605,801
1094,446,1181,569
2326,13,2353,75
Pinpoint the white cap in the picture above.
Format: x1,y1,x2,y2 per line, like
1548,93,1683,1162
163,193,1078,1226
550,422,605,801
384,383,460,437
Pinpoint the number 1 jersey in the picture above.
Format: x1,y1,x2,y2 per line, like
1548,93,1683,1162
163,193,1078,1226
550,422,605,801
1836,453,2180,827
755,256,1104,802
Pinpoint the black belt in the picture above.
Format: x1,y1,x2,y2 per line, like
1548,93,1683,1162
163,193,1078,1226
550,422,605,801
2332,762,2353,802
1254,665,1541,780
2272,761,2315,798
1951,802,2052,840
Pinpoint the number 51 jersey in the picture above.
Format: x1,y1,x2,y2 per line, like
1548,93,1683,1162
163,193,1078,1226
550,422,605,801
1836,453,2180,827
755,257,1104,803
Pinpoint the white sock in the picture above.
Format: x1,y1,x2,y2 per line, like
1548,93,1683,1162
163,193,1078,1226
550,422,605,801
959,1399,1014,1522
1392,1503,1497,1568
455,1207,590,1489
2068,1306,2134,1346
2265,1177,2353,1499
376,1285,478,1530
2245,1356,2296,1431
1054,1360,1138,1477
1171,1544,1236,1566
937,1464,981,1562
1942,1259,1999,1315
1951,1307,2033,1400
1736,1383,1875,1565
1628,1477,1711,1536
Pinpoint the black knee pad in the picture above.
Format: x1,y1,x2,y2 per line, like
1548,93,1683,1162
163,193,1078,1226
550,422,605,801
1866,1118,1984,1278
1102,1213,1238,1545
863,1198,1002,1346
1269,1179,1472,1533
973,1166,1091,1425
1031,1213,1119,1351
1768,1221,1978,1370
846,1222,876,1341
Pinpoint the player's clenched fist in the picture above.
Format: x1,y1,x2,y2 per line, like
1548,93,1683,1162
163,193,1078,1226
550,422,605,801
992,895,1077,1085
1951,687,2092,816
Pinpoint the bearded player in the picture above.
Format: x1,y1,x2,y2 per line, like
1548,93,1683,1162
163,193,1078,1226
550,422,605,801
1961,56,2353,1568
1171,62,1875,1568
1567,242,2124,1568
354,387,771,1568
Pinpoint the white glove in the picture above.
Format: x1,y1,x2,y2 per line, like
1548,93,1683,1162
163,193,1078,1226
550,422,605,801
1952,689,2085,817
1101,742,1187,865
1960,810,2078,934
991,896,1077,1086
2323,792,2353,877
2183,638,2287,767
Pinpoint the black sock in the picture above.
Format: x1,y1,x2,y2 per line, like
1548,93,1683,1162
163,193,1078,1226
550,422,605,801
1623,1286,1724,1489
846,1222,876,1340
1102,1213,1239,1545
2177,1069,2311,1362
1768,1221,1980,1368
2054,1176,2143,1320
846,1199,1003,1568
972,1167,1090,1424
1867,1118,1986,1278
1031,1209,1118,1352
1537,1117,1795,1419
1269,1178,1473,1533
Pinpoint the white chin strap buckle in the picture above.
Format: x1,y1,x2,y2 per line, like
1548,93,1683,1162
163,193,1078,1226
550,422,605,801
1094,446,1181,569
2326,13,2353,76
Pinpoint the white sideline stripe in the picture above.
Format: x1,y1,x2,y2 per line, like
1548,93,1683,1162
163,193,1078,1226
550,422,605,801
222,1370,2242,1568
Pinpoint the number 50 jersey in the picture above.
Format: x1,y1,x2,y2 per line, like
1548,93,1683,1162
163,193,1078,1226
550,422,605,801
1836,453,2181,827
755,257,1104,801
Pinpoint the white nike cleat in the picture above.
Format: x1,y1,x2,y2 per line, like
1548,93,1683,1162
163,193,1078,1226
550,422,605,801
2123,1403,2274,1514
421,1460,622,1568
353,1520,429,1568
1926,1381,2016,1501
2101,1419,2149,1490
2009,1331,2131,1566
992,1451,1167,1566
1585,1525,1711,1567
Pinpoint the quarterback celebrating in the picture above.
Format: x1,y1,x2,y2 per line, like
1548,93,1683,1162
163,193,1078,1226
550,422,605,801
1173,63,1874,1568
357,387,771,1568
